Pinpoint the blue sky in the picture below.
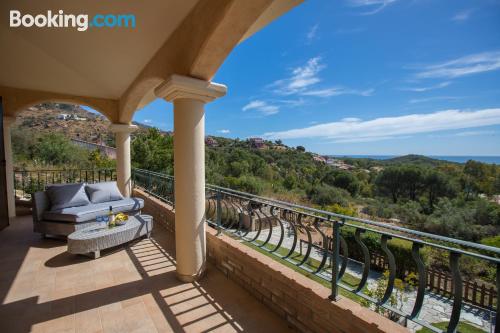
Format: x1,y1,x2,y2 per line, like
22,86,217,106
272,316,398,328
132,0,500,156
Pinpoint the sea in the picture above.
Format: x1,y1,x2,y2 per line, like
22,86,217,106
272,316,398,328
332,155,500,165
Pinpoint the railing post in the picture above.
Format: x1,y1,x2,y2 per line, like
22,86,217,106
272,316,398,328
216,189,222,235
447,252,463,333
329,220,341,301
147,171,152,192
172,177,175,208
495,263,499,333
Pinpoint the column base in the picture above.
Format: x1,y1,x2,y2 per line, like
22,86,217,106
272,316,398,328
176,266,206,283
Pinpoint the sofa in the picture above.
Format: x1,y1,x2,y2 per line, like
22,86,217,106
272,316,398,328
33,181,144,237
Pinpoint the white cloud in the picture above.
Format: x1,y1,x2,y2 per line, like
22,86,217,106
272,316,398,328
400,81,451,92
306,24,319,42
332,135,412,143
143,119,152,124
409,96,461,104
341,117,362,122
273,98,306,107
302,87,374,97
347,0,398,15
263,108,500,142
242,100,265,111
270,57,373,98
270,57,324,95
415,51,500,79
455,130,495,137
428,130,496,139
452,9,473,22
217,129,230,134
242,100,280,115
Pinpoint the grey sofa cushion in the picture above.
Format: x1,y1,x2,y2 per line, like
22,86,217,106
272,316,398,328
85,181,124,204
43,198,144,223
46,183,90,210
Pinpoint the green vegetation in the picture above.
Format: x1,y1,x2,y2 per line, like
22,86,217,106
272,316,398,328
416,321,484,333
131,130,500,242
12,129,115,170
129,129,499,284
131,128,174,173
13,124,500,285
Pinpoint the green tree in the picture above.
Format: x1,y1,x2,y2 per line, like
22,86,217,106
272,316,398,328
400,165,424,201
283,173,298,190
424,170,452,211
307,184,350,207
131,128,174,173
34,132,88,165
375,166,403,203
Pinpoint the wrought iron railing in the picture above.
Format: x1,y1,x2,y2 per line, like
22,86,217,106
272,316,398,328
132,169,174,205
133,169,499,332
14,169,116,198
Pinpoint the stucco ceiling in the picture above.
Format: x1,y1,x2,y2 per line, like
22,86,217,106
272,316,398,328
0,0,199,99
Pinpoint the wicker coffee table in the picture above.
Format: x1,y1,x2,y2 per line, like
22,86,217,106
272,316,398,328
68,215,153,258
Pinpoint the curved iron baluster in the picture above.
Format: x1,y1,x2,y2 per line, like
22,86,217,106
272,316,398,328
283,213,300,259
239,204,253,239
354,228,370,293
447,252,462,333
379,234,396,305
205,195,215,222
269,207,285,253
297,216,313,267
220,196,234,231
409,242,426,319
248,203,264,243
314,218,329,273
208,194,217,221
338,234,348,280
221,196,233,230
216,192,225,234
225,198,241,231
258,205,274,248
234,200,246,236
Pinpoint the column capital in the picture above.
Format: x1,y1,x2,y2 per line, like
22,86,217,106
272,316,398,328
3,116,16,127
155,74,227,103
109,123,138,133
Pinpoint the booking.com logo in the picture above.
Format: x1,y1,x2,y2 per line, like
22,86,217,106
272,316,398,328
9,10,136,32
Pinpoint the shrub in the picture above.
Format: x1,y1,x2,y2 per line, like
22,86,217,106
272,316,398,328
307,184,350,207
325,203,358,217
341,227,427,278
226,176,264,194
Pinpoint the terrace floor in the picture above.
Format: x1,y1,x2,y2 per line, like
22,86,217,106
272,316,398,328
0,216,294,333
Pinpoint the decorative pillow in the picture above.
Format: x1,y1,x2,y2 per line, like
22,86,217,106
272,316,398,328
85,181,124,204
46,183,90,211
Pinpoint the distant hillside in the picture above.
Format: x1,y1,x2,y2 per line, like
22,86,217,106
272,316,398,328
12,103,169,147
330,154,456,170
380,154,454,166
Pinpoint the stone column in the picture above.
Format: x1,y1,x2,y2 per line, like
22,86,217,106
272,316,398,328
155,75,226,282
109,124,138,198
3,116,16,218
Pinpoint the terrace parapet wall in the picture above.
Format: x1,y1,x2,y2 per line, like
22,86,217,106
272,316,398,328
132,188,409,333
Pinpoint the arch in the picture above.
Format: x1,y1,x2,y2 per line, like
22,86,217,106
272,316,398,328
0,86,119,122
118,0,273,123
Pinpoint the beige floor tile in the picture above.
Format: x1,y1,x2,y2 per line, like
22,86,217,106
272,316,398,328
0,215,294,333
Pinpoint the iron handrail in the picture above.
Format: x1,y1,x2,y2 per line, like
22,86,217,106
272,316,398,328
131,168,499,333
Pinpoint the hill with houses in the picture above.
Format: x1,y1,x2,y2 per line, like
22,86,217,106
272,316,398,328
12,103,169,148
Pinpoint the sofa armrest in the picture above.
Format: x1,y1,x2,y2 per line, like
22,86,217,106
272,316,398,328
32,191,50,224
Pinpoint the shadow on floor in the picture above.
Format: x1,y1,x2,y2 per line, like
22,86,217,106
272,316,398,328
0,215,293,333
